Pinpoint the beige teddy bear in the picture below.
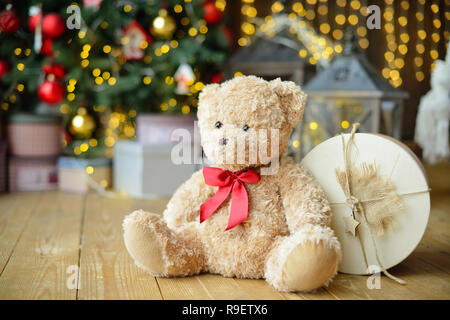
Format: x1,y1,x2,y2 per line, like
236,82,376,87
123,75,341,292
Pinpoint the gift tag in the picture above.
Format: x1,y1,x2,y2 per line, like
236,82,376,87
301,133,430,275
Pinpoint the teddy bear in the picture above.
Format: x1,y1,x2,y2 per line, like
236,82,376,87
123,75,341,292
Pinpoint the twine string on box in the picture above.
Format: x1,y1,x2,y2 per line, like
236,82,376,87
330,123,430,285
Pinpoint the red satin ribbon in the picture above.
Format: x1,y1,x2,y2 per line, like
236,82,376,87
200,167,260,230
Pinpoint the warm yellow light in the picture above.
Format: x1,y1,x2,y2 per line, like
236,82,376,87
80,144,89,153
350,0,360,10
242,22,255,35
416,44,425,54
140,40,148,49
181,105,190,114
348,15,358,25
292,140,300,148
333,29,343,40
359,38,369,49
430,50,439,60
271,1,284,13
398,44,408,55
92,68,101,77
160,103,169,111
108,77,116,86
103,45,112,53
67,93,75,101
298,49,308,58
81,59,89,68
188,27,198,37
78,31,86,39
320,23,330,34
161,44,170,53
14,48,21,55
143,76,152,85
415,71,425,82
83,44,91,52
238,37,248,46
309,121,318,130
102,71,110,80
398,16,408,27
16,84,24,92
414,57,423,67
341,120,350,129
384,51,395,62
417,30,427,40
89,139,98,147
174,4,183,13
123,4,132,12
105,137,115,147
17,63,24,71
169,98,177,106
234,71,244,77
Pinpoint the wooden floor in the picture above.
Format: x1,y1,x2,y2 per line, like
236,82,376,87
0,190,448,300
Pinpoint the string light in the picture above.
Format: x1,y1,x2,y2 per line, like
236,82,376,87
415,0,426,82
239,0,257,46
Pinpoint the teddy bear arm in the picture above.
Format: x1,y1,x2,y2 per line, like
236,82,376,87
163,169,215,230
277,157,331,233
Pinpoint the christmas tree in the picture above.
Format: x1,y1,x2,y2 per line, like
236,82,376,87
0,0,232,157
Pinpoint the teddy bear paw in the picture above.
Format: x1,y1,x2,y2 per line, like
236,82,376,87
266,224,341,292
281,238,340,292
123,210,168,276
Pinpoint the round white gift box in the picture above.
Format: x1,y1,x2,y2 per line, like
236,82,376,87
301,133,430,275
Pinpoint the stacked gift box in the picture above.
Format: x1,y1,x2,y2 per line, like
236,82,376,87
58,156,112,194
6,113,62,191
114,114,202,198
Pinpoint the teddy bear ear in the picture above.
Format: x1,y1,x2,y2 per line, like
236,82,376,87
270,78,307,127
199,83,220,102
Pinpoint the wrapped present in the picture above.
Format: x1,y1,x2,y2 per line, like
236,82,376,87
9,156,58,191
301,124,430,284
136,114,198,146
7,113,62,157
0,141,6,193
113,140,199,198
57,156,112,194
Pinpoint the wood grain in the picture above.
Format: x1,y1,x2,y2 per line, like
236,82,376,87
77,193,163,300
0,192,39,275
0,191,84,299
0,190,448,299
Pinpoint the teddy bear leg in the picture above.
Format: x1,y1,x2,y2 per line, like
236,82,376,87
123,209,205,277
265,224,341,292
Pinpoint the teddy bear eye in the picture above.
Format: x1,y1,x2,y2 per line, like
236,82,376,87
215,121,223,129
242,124,250,132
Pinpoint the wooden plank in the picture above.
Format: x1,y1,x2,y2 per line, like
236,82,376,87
0,192,39,274
77,193,164,300
0,191,84,300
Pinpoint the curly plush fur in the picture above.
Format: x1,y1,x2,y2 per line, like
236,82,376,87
123,76,341,292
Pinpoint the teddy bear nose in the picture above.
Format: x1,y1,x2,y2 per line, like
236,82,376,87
219,138,228,146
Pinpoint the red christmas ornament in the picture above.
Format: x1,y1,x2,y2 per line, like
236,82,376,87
42,13,65,38
38,79,65,105
28,13,42,32
211,72,223,83
0,9,21,33
42,64,65,78
0,60,9,80
202,2,222,25
40,38,53,56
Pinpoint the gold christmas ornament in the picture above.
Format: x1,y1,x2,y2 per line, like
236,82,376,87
151,9,176,39
70,108,96,138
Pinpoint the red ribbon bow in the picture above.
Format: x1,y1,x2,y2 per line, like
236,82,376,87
200,167,260,230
